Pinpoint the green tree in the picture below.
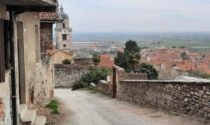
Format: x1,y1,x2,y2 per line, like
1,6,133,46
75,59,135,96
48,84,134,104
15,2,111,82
114,51,127,69
114,40,141,72
124,40,140,53
124,40,141,72
180,52,189,60
135,63,158,80
126,52,140,72
92,52,100,66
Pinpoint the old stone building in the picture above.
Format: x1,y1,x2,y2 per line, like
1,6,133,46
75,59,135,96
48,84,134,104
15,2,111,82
0,0,58,125
55,6,72,51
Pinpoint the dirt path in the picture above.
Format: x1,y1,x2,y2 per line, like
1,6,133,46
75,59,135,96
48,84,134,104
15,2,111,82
55,89,204,125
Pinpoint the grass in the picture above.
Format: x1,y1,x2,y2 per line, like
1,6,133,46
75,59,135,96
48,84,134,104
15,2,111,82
46,100,60,115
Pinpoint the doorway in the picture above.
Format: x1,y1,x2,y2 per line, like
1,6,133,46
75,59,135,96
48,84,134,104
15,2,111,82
17,21,26,104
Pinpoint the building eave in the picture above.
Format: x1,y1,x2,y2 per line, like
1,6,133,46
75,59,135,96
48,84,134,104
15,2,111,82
2,0,58,12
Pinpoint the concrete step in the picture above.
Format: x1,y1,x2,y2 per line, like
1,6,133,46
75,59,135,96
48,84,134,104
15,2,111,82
34,116,47,125
20,107,37,125
19,104,26,115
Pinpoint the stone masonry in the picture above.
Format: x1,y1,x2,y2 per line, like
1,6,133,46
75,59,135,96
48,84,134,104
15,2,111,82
117,80,210,120
54,64,92,88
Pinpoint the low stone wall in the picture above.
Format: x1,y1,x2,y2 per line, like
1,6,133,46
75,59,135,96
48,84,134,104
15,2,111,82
119,73,147,80
54,64,92,88
118,80,210,120
96,81,111,95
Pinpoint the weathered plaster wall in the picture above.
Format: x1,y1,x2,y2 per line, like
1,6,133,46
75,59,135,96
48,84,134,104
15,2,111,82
34,58,54,106
54,64,91,88
0,72,12,125
118,80,210,119
17,12,40,106
0,3,7,19
17,12,54,107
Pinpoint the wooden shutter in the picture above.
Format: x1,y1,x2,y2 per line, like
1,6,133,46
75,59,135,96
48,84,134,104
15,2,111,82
0,19,5,83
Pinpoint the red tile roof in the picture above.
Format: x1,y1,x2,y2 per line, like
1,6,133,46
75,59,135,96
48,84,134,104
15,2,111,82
99,54,114,69
39,12,59,21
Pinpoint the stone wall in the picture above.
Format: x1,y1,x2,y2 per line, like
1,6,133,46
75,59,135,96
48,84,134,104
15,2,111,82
54,64,92,88
119,73,147,80
117,80,210,120
96,80,111,95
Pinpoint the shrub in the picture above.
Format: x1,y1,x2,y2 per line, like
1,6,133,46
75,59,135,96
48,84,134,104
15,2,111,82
72,83,86,90
62,59,71,64
46,100,59,114
92,52,100,65
72,68,110,90
189,71,210,79
135,63,158,80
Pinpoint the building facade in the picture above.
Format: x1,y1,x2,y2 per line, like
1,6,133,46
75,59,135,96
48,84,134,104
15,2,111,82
55,6,72,51
0,0,58,125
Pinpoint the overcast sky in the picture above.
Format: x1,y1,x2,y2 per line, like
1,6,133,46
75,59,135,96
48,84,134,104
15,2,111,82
59,0,210,33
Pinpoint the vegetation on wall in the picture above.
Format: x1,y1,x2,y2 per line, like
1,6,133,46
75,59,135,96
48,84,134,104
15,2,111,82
72,68,110,90
92,52,101,65
135,63,158,80
188,71,210,79
46,100,60,114
62,59,71,64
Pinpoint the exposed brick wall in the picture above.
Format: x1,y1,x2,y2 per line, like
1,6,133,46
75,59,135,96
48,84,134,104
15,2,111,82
40,23,53,60
54,64,93,88
117,80,210,120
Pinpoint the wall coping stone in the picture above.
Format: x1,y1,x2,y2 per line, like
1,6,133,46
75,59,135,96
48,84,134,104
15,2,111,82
54,64,93,69
119,80,210,85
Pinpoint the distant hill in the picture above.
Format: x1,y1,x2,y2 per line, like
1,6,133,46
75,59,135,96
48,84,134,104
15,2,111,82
72,32,210,49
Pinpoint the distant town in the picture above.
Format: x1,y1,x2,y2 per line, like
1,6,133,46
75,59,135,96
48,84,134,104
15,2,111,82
72,38,210,80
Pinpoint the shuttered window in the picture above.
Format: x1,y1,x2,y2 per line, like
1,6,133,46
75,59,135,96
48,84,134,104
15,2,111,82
0,19,5,83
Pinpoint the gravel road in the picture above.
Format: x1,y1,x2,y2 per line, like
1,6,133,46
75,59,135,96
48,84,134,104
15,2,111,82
55,89,203,125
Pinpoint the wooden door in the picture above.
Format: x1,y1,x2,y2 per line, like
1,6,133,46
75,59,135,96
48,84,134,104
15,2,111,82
17,21,26,104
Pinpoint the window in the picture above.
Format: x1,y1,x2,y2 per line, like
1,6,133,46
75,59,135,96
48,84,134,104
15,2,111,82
63,23,65,28
62,34,67,41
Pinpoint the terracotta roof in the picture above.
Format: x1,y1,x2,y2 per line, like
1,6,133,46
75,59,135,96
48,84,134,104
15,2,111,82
99,54,114,69
39,12,59,21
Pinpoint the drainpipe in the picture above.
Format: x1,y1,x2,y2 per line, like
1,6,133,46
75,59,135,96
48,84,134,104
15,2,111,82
9,11,17,125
